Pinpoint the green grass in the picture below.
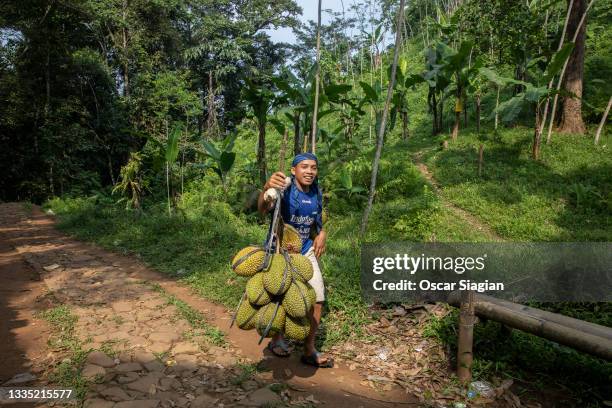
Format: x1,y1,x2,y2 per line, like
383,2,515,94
43,116,611,405
45,156,486,350
415,127,611,242
230,362,258,386
37,305,89,402
409,125,612,405
37,305,79,350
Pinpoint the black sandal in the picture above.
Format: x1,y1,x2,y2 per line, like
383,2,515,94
301,351,334,368
267,339,294,357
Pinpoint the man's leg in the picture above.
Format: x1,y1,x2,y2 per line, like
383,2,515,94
303,302,332,365
301,247,332,366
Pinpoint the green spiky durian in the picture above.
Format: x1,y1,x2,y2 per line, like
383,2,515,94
262,255,292,296
282,280,313,318
288,253,314,282
281,224,302,254
307,286,317,305
231,246,265,277
255,303,286,338
246,273,271,306
284,315,310,341
235,298,259,330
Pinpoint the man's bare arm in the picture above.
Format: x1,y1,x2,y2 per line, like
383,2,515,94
313,229,327,258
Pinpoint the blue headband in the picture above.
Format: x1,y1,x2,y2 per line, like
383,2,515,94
292,152,318,167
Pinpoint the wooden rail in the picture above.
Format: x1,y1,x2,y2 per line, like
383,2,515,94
447,291,612,362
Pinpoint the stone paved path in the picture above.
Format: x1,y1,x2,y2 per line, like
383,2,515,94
0,203,298,408
1,203,415,408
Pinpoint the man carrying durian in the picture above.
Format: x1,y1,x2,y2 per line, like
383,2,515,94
257,152,333,368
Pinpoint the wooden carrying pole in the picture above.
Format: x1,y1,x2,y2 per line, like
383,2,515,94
448,291,612,361
275,130,289,254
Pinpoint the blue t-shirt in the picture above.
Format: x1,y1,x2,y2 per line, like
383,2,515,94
279,180,322,255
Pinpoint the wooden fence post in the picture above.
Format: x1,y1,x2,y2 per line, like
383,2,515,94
457,290,475,383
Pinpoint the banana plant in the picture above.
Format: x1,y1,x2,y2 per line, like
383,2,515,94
273,66,316,154
358,80,386,137
389,58,425,140
330,168,367,201
200,132,237,192
479,67,529,132
274,66,353,154
438,41,482,141
422,43,452,135
493,43,575,160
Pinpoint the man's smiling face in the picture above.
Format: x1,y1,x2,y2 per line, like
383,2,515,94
291,159,318,188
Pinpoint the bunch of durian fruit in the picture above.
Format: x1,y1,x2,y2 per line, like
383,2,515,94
230,224,315,342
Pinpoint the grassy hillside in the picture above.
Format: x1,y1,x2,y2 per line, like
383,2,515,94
45,39,611,405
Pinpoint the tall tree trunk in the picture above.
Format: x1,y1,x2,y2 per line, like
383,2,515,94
181,119,187,196
533,105,543,160
431,91,438,135
495,86,500,131
463,94,468,127
293,112,301,155
166,120,171,215
33,107,40,153
279,130,288,172
513,64,522,96
123,62,129,98
49,163,54,196
45,47,51,118
539,0,575,137
206,72,219,139
401,111,409,139
594,96,611,145
106,150,115,185
452,89,462,141
559,0,587,134
438,97,444,134
360,0,405,237
198,88,205,137
452,111,460,140
547,0,594,142
257,121,267,186
476,94,481,134
166,162,171,215
122,0,129,98
310,0,322,154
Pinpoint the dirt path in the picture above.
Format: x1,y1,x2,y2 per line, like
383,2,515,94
412,152,505,242
0,226,54,408
0,203,418,408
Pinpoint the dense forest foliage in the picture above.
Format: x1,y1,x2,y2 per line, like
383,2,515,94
1,0,610,204
2,0,611,404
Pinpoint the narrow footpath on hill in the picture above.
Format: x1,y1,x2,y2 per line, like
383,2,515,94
412,151,505,242
0,203,423,408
